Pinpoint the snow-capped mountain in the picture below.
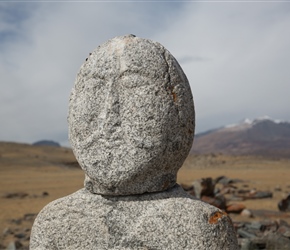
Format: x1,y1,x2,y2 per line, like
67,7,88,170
222,116,284,131
191,117,290,158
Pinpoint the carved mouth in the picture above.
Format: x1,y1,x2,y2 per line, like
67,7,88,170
98,138,122,148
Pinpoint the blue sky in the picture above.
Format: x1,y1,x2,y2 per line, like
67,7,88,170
1,1,290,146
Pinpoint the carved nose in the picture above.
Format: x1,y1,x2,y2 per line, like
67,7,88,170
98,81,121,137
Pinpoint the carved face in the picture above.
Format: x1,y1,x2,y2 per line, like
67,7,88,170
68,35,194,195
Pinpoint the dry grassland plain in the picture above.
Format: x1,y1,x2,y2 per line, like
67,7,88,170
0,142,290,247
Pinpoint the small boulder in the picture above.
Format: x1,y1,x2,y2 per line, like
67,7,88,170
278,194,290,212
4,192,28,199
226,203,246,213
201,194,226,210
240,209,253,218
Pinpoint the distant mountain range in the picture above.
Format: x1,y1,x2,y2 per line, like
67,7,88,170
191,116,290,158
33,140,60,147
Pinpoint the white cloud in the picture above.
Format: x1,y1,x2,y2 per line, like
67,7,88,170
0,2,290,145
0,2,184,145
153,2,290,132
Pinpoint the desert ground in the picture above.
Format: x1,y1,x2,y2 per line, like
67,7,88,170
0,142,289,249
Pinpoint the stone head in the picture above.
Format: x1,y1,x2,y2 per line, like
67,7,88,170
68,35,195,195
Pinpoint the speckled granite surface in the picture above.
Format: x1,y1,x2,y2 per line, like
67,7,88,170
68,34,194,195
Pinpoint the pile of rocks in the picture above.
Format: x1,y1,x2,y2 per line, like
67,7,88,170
234,219,290,249
181,176,290,249
181,176,276,215
1,213,37,250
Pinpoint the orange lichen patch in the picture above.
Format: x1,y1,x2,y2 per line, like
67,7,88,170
167,86,177,102
208,211,228,224
172,92,177,102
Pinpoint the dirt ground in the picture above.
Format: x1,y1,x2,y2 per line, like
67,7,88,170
0,143,290,248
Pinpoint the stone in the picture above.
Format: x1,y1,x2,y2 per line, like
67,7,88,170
252,191,273,199
42,191,49,197
215,176,234,185
191,177,216,199
179,183,193,192
219,186,237,195
226,203,246,213
30,35,238,249
201,194,227,210
5,241,23,250
278,225,290,237
263,233,290,249
10,219,22,225
31,187,238,249
278,194,290,212
236,190,273,200
6,241,16,250
235,219,290,249
14,233,26,239
283,229,290,238
2,227,12,236
237,229,256,239
23,213,37,221
68,34,194,196
239,238,251,250
240,208,253,218
246,221,263,231
4,192,28,199
200,177,215,197
192,179,203,199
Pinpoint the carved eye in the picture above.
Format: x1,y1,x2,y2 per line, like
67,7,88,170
120,74,150,89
